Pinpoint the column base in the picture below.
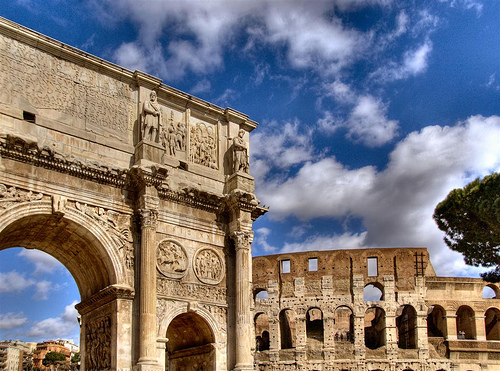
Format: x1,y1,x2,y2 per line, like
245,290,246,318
233,363,254,371
134,358,163,371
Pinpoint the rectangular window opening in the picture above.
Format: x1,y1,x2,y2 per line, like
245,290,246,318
281,259,290,274
367,257,378,276
23,111,36,123
308,257,318,271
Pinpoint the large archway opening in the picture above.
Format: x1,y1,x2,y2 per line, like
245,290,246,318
396,305,417,349
0,205,130,370
166,312,216,370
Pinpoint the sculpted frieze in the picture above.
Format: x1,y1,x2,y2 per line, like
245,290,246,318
189,121,218,169
200,303,227,334
74,202,134,270
156,239,188,279
157,277,227,303
194,248,225,285
85,316,112,371
0,36,133,138
0,183,44,210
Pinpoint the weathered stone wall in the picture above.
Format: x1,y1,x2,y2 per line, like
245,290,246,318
253,248,500,371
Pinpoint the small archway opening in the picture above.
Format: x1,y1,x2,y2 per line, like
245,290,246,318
255,313,270,351
396,305,417,349
306,307,323,359
166,312,216,370
365,307,386,349
485,308,500,340
482,285,498,299
364,283,384,301
456,306,476,340
427,305,447,338
279,309,296,349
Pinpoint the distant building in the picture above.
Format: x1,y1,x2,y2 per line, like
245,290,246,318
0,341,31,371
32,341,70,371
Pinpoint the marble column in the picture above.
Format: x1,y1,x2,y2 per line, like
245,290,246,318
136,208,161,370
232,231,254,371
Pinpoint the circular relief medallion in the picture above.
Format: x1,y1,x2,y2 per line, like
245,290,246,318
193,248,225,285
157,239,188,279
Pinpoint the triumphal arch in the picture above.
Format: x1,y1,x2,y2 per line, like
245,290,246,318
0,17,265,371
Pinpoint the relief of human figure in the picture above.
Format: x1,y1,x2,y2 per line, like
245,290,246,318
233,128,249,173
141,91,162,142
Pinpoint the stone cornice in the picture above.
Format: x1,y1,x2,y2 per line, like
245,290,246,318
75,284,135,315
0,133,127,188
158,187,226,214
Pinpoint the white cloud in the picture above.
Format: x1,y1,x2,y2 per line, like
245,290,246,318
319,95,399,147
255,115,500,277
34,280,60,301
371,40,433,81
18,249,63,274
251,119,316,178
0,271,34,293
190,79,212,94
24,301,79,339
0,312,28,330
254,228,277,253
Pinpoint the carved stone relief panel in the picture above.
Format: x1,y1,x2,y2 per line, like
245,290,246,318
194,248,224,285
73,202,134,271
0,35,134,142
157,277,227,304
189,121,218,169
160,110,187,159
156,239,188,279
85,315,112,371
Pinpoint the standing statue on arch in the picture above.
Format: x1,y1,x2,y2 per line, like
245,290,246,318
233,128,249,174
141,91,162,142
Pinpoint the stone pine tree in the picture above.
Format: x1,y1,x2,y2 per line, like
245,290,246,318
433,173,500,282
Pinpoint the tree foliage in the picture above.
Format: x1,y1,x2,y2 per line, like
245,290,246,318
42,352,67,368
433,173,500,282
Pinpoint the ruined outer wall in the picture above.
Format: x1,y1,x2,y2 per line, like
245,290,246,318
252,248,500,371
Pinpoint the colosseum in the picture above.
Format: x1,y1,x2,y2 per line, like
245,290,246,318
252,248,500,371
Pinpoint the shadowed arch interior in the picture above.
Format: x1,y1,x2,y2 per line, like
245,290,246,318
166,312,215,353
0,214,116,300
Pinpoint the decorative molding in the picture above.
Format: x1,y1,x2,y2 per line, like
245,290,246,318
75,284,134,315
0,134,127,187
0,183,44,210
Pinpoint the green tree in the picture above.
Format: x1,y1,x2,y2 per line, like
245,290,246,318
433,173,500,282
42,352,66,370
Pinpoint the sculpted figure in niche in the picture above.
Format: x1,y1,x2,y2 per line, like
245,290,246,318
233,129,249,173
142,91,162,142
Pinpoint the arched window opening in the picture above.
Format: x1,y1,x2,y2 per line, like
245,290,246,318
427,305,447,338
396,305,417,349
485,308,500,340
306,307,324,359
364,283,384,301
255,289,269,300
365,307,386,349
482,285,498,299
456,306,476,340
255,313,270,351
279,309,296,349
334,306,354,359
166,312,215,370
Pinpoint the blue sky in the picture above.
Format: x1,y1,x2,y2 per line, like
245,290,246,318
0,0,499,344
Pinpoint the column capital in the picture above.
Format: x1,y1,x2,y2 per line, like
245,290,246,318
231,230,253,249
139,208,158,228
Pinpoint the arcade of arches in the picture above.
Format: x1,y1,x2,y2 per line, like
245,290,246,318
0,17,499,371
